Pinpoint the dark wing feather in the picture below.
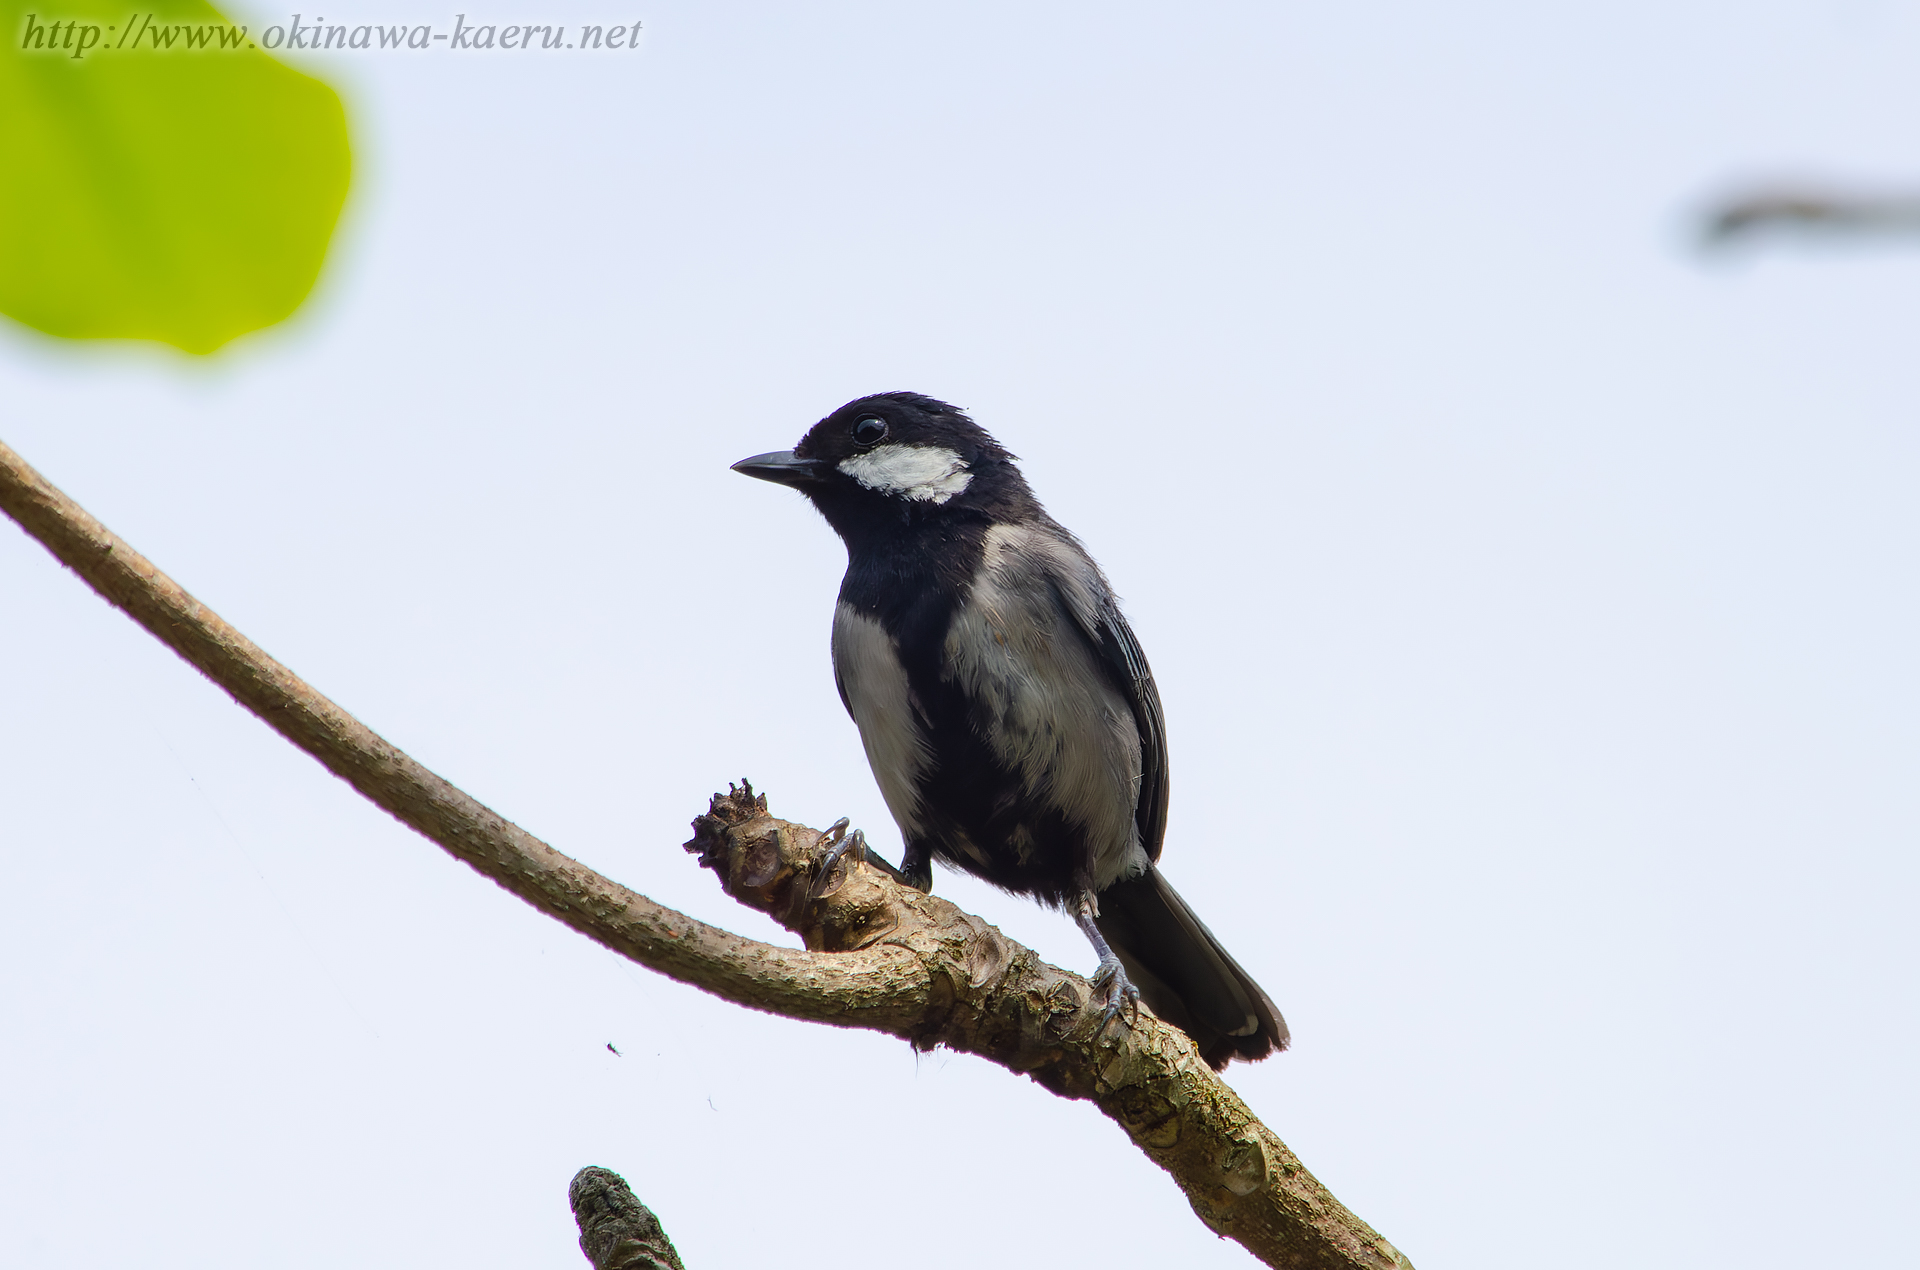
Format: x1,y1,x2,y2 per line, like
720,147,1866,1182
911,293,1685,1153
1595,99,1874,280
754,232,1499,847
1084,601,1170,862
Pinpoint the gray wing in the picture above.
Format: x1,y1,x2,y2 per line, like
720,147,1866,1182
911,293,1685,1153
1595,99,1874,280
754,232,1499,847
1033,522,1170,862
1082,600,1170,862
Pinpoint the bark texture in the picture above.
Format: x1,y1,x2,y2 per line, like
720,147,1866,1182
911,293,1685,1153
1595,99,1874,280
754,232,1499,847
0,437,1412,1270
570,1167,686,1270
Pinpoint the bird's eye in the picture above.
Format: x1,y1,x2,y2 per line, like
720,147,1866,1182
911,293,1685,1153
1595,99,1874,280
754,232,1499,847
852,417,888,447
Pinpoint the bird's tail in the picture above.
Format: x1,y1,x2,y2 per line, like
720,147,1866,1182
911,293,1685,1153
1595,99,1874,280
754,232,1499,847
1094,865,1288,1068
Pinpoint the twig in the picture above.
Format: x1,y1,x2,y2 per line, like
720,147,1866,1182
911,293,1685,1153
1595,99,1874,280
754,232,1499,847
1701,184,1920,245
0,437,1412,1270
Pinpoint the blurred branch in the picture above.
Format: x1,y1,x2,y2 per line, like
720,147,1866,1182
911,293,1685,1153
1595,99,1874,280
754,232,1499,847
1701,182,1920,247
570,1167,687,1270
0,437,1411,1270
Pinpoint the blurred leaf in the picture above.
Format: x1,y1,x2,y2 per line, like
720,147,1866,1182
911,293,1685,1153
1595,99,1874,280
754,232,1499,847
0,1,350,353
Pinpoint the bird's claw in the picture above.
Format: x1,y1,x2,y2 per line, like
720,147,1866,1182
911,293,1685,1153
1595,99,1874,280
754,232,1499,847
808,822,866,901
1090,955,1141,1040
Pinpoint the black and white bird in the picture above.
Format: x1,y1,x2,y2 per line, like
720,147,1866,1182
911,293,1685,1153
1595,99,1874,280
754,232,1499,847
733,392,1287,1068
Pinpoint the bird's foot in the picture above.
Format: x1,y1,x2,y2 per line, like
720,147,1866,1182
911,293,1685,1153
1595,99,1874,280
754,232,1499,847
1090,953,1141,1040
807,819,868,900
858,844,932,892
1072,892,1139,1041
805,821,933,901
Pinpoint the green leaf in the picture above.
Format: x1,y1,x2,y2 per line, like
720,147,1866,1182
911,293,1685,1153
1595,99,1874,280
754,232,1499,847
0,2,351,354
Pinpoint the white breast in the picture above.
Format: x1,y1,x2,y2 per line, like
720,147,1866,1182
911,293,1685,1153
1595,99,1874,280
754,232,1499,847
832,603,935,836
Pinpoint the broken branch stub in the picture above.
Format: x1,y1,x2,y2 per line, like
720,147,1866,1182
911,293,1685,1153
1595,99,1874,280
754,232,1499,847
684,781,1096,1067
569,1167,687,1270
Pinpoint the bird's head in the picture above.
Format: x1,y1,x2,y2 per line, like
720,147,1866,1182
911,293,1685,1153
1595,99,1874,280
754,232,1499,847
732,392,1035,538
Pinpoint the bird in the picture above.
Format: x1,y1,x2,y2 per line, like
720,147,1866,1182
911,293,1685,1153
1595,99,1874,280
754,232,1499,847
732,391,1287,1068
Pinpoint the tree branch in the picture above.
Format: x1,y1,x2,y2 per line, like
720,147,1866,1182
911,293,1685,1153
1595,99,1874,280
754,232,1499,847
570,1167,687,1270
0,437,1412,1270
1701,183,1920,245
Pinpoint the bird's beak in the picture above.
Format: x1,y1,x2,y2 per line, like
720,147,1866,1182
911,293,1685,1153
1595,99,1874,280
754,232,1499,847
731,450,828,487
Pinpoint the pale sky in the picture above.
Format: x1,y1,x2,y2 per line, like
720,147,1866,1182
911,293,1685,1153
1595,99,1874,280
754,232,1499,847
3,3,1917,1267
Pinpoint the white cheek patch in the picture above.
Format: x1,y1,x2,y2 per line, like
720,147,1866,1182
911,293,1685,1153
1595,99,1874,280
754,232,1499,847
837,444,973,504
